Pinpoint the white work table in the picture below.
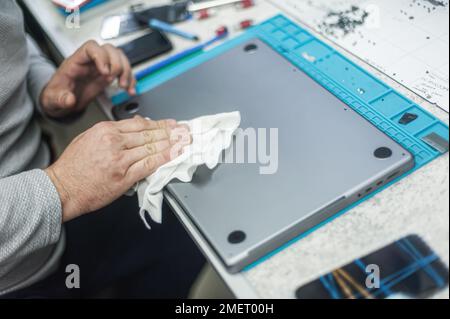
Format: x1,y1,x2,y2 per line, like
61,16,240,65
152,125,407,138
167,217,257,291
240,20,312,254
21,0,449,299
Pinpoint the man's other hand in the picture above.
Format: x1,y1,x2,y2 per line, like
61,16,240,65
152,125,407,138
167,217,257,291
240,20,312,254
40,40,136,118
45,116,191,223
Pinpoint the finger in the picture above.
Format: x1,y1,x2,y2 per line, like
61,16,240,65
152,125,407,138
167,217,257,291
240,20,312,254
102,44,123,82
62,61,96,79
116,116,176,133
74,77,110,109
123,140,171,165
80,40,111,76
129,76,137,96
168,126,192,159
126,150,172,182
169,125,191,143
118,49,135,94
123,128,173,149
123,123,191,149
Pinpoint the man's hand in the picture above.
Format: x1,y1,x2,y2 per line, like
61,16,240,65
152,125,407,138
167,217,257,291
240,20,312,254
45,116,191,223
40,40,136,118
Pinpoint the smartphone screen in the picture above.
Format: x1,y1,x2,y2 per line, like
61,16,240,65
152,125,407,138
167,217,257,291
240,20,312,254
295,235,449,299
119,31,173,66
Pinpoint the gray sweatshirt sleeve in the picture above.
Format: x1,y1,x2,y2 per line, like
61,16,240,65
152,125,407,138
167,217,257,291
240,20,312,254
25,35,56,114
26,35,84,123
0,170,62,265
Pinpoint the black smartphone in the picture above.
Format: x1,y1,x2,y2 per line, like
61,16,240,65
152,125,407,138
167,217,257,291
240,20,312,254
133,2,191,25
119,31,173,66
295,234,449,299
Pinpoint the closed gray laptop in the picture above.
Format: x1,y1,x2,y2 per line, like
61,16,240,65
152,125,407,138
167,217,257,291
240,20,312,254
114,39,414,273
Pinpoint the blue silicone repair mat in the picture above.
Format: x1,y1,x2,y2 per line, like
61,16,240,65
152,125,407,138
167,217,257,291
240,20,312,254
112,15,449,270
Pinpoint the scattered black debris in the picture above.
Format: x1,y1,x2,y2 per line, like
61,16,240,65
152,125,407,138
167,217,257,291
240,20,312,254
404,0,448,18
423,0,447,6
318,6,369,38
315,0,446,47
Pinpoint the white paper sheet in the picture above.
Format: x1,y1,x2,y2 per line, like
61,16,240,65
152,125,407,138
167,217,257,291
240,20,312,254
269,0,449,112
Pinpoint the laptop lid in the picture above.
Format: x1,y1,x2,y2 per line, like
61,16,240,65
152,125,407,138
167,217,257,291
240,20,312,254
114,39,414,272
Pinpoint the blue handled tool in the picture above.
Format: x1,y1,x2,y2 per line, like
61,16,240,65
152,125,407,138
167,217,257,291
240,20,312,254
134,27,229,81
111,27,229,105
149,19,199,41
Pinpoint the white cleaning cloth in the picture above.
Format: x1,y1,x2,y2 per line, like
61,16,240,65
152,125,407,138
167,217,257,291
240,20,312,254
136,111,241,229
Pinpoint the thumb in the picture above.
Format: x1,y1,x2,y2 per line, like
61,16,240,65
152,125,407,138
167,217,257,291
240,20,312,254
54,90,77,109
42,88,77,118
43,87,76,110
